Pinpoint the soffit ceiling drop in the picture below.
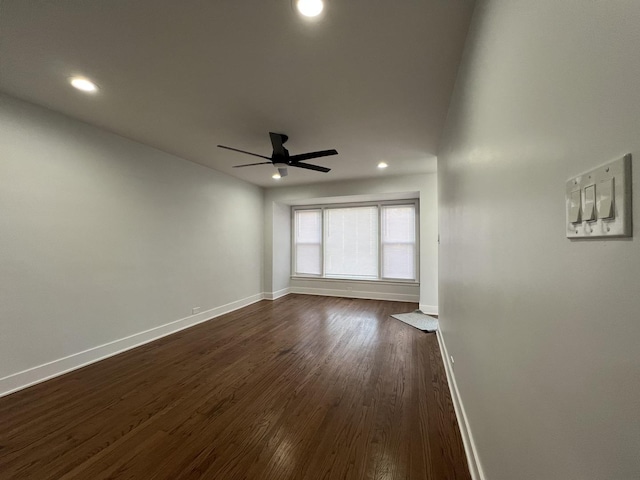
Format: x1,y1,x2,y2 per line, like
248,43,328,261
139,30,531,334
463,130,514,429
0,0,474,187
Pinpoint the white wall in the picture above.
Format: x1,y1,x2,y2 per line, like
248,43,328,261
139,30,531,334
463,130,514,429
263,174,438,310
0,94,264,395
263,201,291,297
438,1,640,479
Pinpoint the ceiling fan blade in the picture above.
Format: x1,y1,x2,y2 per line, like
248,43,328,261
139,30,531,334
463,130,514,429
269,132,289,158
278,167,288,177
218,145,271,160
291,162,331,173
233,162,274,168
288,149,338,163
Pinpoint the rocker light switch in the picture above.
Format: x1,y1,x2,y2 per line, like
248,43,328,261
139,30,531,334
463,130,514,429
583,185,596,222
566,154,632,238
569,190,582,223
598,178,615,219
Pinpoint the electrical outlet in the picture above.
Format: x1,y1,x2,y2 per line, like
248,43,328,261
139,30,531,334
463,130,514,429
192,307,201,315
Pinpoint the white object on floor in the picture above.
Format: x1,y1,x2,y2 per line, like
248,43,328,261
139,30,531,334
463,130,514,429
390,311,439,332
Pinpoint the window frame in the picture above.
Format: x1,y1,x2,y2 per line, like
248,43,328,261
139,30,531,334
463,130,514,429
291,199,419,284
291,208,324,277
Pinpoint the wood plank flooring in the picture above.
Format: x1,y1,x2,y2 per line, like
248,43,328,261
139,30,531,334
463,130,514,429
0,295,470,480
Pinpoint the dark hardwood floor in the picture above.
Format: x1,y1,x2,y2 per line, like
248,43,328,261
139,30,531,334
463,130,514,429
0,295,470,480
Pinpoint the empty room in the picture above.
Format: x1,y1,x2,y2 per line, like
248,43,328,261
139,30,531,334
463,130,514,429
1,1,639,479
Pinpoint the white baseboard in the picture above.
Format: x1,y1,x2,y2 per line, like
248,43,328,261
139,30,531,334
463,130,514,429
436,330,486,480
419,304,439,315
290,286,419,303
263,288,291,300
0,293,264,398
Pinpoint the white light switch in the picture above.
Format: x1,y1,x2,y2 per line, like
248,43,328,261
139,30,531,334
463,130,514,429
569,190,582,223
597,178,614,220
583,185,596,222
566,154,632,238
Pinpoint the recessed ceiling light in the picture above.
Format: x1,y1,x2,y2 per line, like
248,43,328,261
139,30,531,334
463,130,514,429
378,162,388,169
70,77,98,93
272,173,282,179
296,0,324,17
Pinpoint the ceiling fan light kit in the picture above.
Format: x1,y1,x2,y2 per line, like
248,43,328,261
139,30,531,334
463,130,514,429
218,132,337,178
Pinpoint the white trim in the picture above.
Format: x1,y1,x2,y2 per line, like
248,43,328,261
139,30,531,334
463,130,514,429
419,304,439,315
436,329,487,480
292,199,420,283
290,286,419,303
284,190,419,206
291,276,419,287
0,293,264,398
263,288,291,300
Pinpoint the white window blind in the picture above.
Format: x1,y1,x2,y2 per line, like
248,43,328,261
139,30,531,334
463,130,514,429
325,206,378,278
292,201,418,282
381,205,416,280
294,209,322,275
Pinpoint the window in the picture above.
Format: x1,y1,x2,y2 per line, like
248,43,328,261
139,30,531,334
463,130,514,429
381,205,416,280
293,209,322,275
325,206,378,278
293,201,418,282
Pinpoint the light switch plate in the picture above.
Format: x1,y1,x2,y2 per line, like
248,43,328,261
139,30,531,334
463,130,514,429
566,154,632,238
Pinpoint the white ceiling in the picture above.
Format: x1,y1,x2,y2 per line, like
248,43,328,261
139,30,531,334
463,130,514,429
0,0,474,187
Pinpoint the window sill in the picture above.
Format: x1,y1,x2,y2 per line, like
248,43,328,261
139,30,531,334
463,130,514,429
290,276,419,287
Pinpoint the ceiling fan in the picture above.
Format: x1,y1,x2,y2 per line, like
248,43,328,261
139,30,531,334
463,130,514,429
218,132,338,177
